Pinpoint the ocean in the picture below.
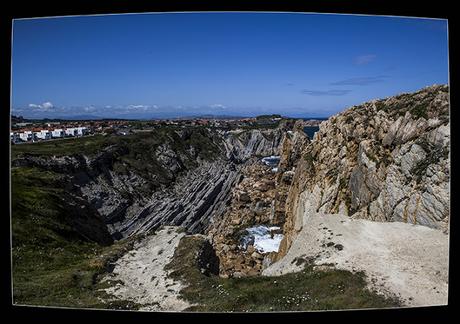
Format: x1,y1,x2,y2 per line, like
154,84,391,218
303,126,320,139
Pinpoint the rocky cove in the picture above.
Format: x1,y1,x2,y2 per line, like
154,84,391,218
11,85,450,311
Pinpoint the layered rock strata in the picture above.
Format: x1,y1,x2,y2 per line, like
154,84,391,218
12,127,284,241
277,85,450,259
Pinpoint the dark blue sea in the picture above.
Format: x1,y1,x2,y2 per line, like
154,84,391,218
303,126,320,139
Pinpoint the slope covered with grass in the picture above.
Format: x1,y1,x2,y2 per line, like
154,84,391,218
10,127,225,308
166,236,401,312
11,166,133,308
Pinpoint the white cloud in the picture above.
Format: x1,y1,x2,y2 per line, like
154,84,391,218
83,106,96,112
28,101,54,110
42,102,54,109
210,104,226,109
126,104,151,111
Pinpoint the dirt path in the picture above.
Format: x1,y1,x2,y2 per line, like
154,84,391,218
101,226,192,311
263,212,449,307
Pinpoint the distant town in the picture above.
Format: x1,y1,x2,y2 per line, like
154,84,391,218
10,114,324,145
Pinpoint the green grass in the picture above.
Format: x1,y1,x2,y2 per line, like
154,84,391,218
166,236,401,312
373,86,449,121
304,152,314,163
12,127,224,194
10,126,226,309
411,140,449,183
375,100,387,112
11,127,222,162
11,167,82,248
11,134,114,159
13,236,142,309
11,166,139,309
410,103,429,119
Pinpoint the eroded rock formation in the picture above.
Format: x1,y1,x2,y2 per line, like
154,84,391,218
13,127,284,241
277,85,450,259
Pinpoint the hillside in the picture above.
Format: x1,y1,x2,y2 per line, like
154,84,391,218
10,126,282,307
10,85,450,311
278,85,450,257
265,85,449,306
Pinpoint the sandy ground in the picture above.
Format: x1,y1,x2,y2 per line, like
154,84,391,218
101,226,192,311
263,212,449,307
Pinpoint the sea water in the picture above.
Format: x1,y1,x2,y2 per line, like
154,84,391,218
239,225,284,253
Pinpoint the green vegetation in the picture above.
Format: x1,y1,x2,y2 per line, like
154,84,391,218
374,87,449,121
411,139,449,183
12,127,223,189
255,114,282,120
12,167,90,249
166,236,400,312
11,127,221,161
375,100,387,112
344,193,353,214
10,126,226,309
237,114,283,130
325,168,339,180
344,114,354,124
366,150,379,166
303,152,316,173
410,103,429,119
11,135,113,159
338,177,348,192
13,234,141,309
304,152,314,163
11,166,138,308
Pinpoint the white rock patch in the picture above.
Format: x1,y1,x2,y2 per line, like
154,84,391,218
263,212,449,307
101,226,192,311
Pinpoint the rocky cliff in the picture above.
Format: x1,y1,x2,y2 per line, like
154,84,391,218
276,85,450,258
221,128,284,162
12,126,284,241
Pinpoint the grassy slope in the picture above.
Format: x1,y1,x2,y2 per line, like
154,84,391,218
11,166,142,309
14,125,393,312
12,127,221,159
12,128,222,186
166,236,401,312
10,128,223,308
11,134,113,159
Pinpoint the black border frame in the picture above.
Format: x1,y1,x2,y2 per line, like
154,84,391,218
1,0,456,321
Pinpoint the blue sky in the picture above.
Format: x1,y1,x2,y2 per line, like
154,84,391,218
11,12,449,119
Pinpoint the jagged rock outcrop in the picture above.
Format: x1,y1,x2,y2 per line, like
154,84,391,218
277,85,450,258
221,128,283,162
206,160,282,277
12,127,284,241
111,160,242,237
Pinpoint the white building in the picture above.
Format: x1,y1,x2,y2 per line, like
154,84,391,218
52,129,65,138
10,132,19,143
65,128,78,137
35,130,52,140
76,126,88,136
19,131,34,142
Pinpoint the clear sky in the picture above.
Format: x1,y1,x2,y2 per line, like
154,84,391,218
11,12,449,119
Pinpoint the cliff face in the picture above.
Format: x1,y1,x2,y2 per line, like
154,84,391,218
277,85,450,258
81,128,282,238
12,127,283,241
221,128,284,162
